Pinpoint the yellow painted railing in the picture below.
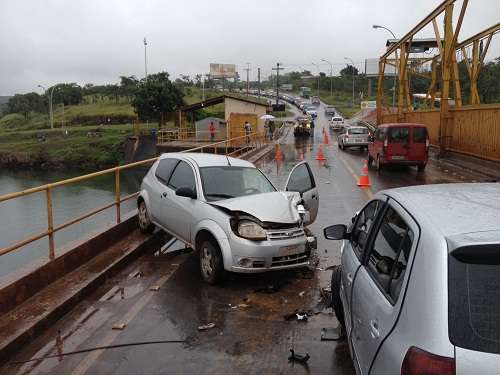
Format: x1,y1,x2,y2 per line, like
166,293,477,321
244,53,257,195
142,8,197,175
0,132,269,261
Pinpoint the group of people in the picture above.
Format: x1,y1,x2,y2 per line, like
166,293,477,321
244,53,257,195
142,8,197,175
207,120,274,144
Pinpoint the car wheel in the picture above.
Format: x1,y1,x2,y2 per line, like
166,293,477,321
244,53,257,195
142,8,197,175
376,155,383,172
199,239,226,284
417,163,427,172
331,265,345,327
137,200,155,234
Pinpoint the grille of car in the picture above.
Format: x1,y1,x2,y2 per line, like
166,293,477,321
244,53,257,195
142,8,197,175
266,228,305,241
271,251,310,267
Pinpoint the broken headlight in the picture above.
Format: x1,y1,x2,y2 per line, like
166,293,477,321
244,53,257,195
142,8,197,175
237,220,267,241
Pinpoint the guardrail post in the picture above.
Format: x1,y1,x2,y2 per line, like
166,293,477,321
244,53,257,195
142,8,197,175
46,188,55,260
115,169,121,224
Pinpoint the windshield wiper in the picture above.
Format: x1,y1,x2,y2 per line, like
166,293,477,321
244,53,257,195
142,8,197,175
206,193,234,199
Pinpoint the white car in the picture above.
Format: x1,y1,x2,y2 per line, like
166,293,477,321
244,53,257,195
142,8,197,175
305,108,318,118
329,116,345,131
137,153,319,284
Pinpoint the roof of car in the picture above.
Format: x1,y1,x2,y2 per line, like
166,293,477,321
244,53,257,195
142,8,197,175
159,152,254,168
383,183,500,238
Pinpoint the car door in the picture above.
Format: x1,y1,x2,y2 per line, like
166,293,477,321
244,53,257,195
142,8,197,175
150,158,180,223
407,126,428,162
349,200,419,374
163,160,198,243
284,161,318,225
387,126,410,162
342,199,386,345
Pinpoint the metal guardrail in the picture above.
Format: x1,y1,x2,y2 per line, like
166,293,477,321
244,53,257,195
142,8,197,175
0,132,269,261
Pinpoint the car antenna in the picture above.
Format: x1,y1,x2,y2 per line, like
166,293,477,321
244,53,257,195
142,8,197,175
226,155,231,166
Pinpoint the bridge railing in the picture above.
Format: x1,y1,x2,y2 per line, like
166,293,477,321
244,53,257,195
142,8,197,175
0,132,269,262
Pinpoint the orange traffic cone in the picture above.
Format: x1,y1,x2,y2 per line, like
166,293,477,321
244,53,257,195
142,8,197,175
357,160,371,187
315,145,326,161
275,143,283,161
323,132,330,145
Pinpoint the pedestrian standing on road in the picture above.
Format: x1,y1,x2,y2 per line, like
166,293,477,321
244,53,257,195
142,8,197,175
209,121,216,142
244,121,252,144
269,121,275,140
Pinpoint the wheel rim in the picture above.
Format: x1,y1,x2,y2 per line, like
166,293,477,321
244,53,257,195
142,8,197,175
138,202,149,229
201,246,214,278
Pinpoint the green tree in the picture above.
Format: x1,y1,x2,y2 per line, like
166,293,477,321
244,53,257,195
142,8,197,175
340,65,359,77
51,83,83,106
131,72,185,126
6,93,46,119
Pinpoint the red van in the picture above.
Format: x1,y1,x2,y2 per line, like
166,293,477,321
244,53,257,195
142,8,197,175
368,123,429,171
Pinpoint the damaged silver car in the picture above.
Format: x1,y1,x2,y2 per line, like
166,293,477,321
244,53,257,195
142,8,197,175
137,153,319,283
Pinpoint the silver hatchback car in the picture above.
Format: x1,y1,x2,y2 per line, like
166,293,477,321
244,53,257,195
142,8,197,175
324,183,500,375
137,153,319,284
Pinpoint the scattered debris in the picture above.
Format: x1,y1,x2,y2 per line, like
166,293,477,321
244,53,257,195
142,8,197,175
288,349,310,363
296,313,308,322
238,303,250,308
112,323,127,330
325,265,336,271
149,285,160,291
316,267,324,271
321,326,346,341
198,323,216,331
128,269,143,278
299,291,305,297
120,287,125,299
171,263,179,266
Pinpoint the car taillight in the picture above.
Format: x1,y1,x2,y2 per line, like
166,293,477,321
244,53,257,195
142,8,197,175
401,347,455,375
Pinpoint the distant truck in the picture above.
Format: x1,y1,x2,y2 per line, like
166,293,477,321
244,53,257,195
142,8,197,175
311,96,320,105
301,87,311,98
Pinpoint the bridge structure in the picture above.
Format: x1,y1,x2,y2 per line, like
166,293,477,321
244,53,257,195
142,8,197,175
376,0,500,162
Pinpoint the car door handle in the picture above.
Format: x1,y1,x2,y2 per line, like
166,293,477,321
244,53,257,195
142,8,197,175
346,272,353,284
370,319,380,339
161,192,168,198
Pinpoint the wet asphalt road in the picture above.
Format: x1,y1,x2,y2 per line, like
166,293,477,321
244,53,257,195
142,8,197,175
2,101,494,375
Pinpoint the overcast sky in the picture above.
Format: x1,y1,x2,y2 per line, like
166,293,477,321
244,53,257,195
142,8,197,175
1,0,499,95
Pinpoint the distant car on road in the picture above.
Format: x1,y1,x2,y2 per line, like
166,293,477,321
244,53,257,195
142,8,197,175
311,96,320,105
137,153,319,284
324,106,336,116
368,123,429,171
338,126,370,150
294,116,313,137
329,115,345,131
305,107,318,118
324,183,500,375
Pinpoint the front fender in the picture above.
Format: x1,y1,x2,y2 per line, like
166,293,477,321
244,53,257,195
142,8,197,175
193,219,232,271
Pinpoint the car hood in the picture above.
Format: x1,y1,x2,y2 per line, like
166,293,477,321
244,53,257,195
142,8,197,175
209,191,301,224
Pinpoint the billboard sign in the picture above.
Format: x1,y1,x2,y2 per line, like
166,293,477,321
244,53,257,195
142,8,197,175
210,63,237,78
364,58,397,78
360,101,377,109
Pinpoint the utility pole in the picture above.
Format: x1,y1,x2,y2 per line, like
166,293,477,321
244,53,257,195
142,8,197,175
272,63,283,106
257,68,261,99
143,37,148,79
345,57,355,108
244,63,251,96
38,84,55,130
321,59,334,98
311,63,320,95
202,75,205,101
373,25,397,108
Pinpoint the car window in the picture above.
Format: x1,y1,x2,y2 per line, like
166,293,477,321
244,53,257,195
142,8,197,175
155,158,179,185
376,128,387,141
349,128,368,135
168,161,196,192
389,127,409,143
286,163,315,193
351,200,384,260
413,127,428,143
366,207,414,302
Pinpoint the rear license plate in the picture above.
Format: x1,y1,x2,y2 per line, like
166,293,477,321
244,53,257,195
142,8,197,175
279,244,304,256
392,155,406,160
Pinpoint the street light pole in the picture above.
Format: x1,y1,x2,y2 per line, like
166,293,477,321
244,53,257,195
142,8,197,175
321,59,334,98
38,84,55,129
373,25,397,108
311,63,320,95
143,37,148,79
344,57,355,108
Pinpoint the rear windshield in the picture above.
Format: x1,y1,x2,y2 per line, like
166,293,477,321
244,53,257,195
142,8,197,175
448,244,500,355
349,128,368,135
413,127,428,143
389,127,409,143
332,118,343,121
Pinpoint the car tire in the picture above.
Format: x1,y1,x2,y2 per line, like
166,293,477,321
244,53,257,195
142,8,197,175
417,163,427,172
199,239,226,284
331,265,345,327
137,200,155,234
376,155,383,172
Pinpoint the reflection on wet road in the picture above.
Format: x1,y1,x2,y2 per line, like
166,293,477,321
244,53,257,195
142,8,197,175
2,101,493,375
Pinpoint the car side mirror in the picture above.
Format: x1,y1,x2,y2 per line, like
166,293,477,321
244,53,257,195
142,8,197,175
324,224,348,240
175,187,196,199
